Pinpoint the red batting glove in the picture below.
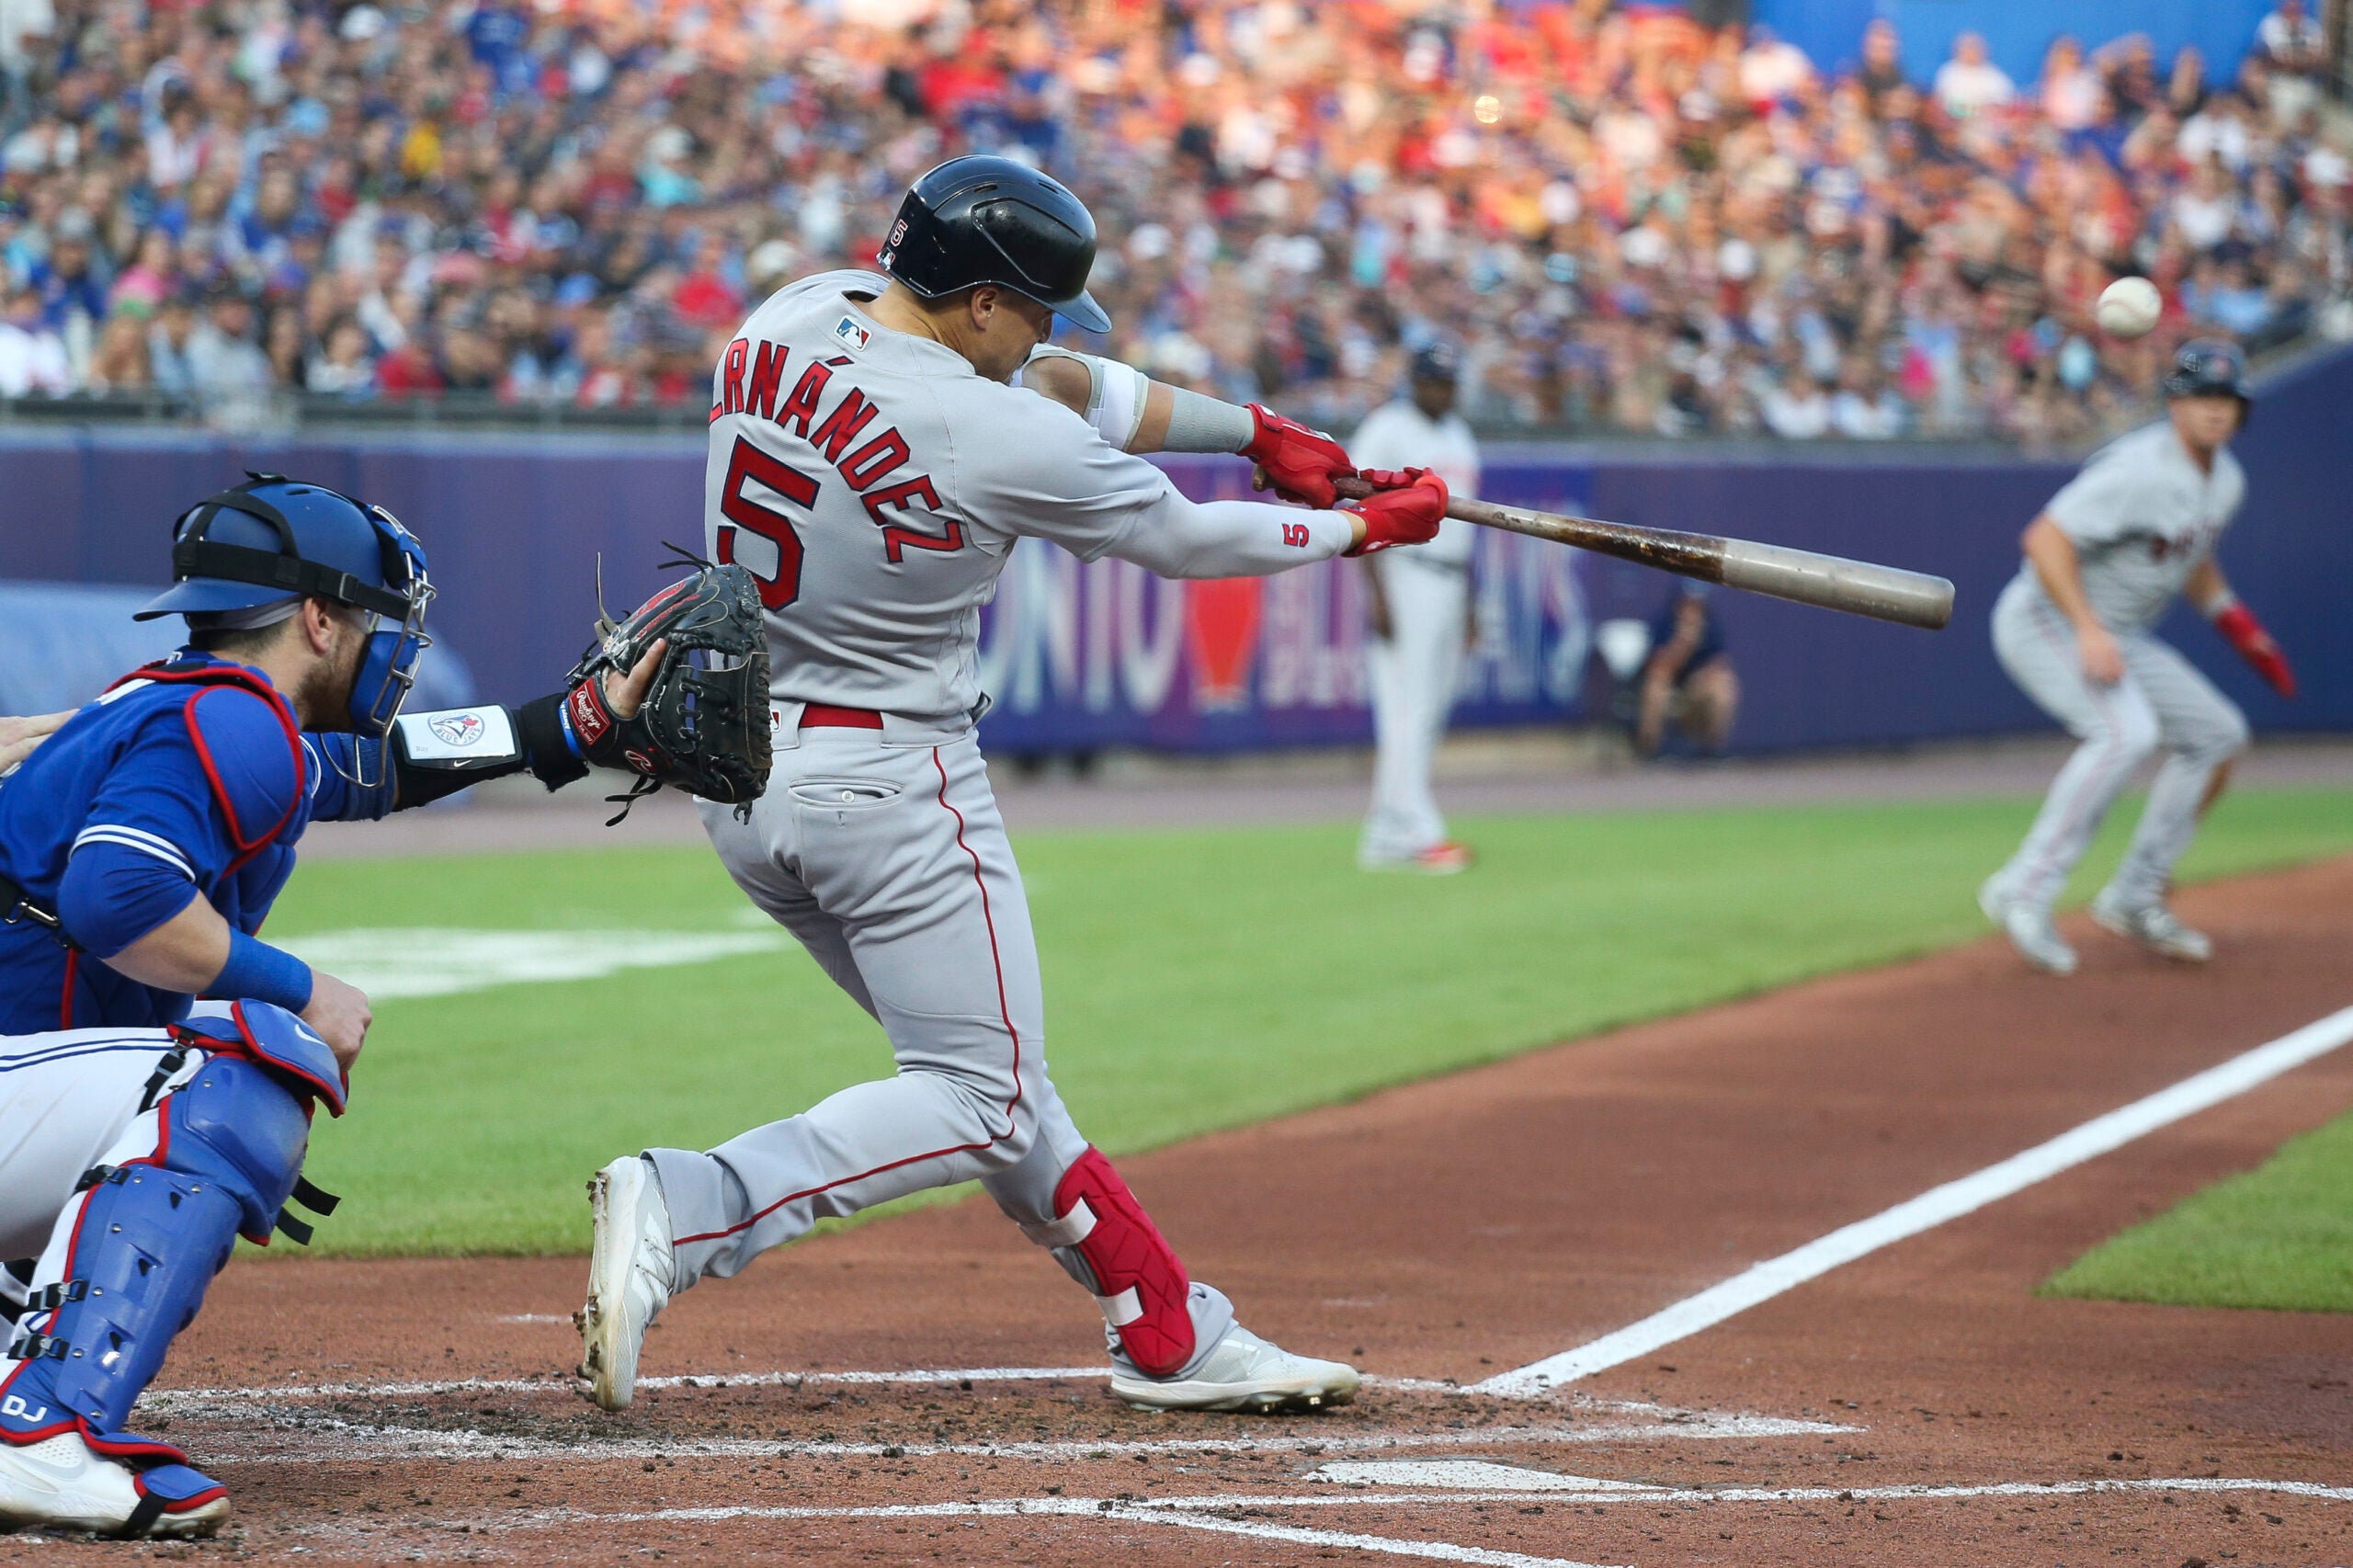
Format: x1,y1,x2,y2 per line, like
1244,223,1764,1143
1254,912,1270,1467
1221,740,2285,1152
1243,403,1353,509
1343,467,1449,556
2213,600,2296,698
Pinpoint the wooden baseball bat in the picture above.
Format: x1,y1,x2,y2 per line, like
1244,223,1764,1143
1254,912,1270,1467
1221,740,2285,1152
1332,476,1955,631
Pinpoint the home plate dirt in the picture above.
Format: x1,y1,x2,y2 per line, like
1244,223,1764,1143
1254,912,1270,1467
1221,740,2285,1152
12,858,2353,1565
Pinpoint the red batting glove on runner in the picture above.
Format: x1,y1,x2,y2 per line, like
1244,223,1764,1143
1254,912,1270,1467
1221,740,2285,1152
2212,600,2296,697
1243,403,1353,508
1343,467,1449,556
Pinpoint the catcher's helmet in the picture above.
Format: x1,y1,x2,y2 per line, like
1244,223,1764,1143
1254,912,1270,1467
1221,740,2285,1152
877,155,1110,334
136,473,435,740
2162,337,2253,407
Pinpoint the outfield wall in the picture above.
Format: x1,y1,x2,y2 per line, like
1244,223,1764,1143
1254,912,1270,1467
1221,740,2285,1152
2,346,2344,755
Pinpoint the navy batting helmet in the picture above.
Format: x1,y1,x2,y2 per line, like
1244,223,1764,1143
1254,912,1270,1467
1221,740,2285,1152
877,155,1111,334
2162,338,2253,408
1409,341,1461,382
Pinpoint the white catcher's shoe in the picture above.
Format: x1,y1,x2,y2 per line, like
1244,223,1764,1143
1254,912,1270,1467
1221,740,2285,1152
1979,876,2076,976
577,1155,676,1412
1109,1323,1361,1415
2091,890,2213,962
0,1434,227,1539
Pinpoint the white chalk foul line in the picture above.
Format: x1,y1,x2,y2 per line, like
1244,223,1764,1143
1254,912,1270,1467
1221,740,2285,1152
1479,1002,2353,1396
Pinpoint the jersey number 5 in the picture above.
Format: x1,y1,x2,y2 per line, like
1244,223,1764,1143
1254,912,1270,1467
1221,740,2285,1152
717,436,818,609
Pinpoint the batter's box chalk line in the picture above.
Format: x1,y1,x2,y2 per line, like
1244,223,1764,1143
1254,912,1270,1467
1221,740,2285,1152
187,1410,1852,1467
301,1475,2353,1568
145,1364,1855,1467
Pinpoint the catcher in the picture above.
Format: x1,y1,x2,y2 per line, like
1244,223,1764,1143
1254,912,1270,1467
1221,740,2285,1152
0,474,764,1536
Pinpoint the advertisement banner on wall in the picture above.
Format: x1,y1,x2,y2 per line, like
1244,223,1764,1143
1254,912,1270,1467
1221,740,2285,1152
973,456,1596,755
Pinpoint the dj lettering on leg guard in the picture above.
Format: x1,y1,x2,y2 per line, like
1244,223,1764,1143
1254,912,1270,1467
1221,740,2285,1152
0,1005,343,1539
1021,1148,1196,1378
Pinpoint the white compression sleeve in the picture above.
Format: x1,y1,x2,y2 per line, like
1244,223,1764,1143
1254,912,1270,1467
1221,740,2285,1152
1023,346,1150,449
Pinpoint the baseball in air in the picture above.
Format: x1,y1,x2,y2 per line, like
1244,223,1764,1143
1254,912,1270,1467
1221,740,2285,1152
2096,276,2163,338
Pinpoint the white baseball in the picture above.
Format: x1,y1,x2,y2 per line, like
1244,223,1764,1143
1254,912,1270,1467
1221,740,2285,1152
2095,277,2162,339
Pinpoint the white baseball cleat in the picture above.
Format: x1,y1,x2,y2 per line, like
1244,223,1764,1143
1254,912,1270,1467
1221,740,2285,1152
1979,877,2076,976
2090,891,2212,962
577,1155,676,1413
1109,1324,1361,1415
0,1435,227,1539
1359,841,1473,875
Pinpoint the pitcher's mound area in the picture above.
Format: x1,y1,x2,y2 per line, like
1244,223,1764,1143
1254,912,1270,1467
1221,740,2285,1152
25,858,2353,1565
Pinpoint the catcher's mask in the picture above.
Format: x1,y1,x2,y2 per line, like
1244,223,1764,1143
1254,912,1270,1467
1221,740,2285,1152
138,472,435,783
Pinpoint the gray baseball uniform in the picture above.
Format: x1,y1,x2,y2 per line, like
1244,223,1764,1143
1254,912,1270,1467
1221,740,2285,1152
1988,420,2250,913
1351,400,1481,864
646,270,1356,1370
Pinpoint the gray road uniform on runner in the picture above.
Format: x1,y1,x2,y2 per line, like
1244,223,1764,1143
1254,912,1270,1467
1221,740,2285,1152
651,270,1359,1373
1987,420,2250,916
1351,399,1481,866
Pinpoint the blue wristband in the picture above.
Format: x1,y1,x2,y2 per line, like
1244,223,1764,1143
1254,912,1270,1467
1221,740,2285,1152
212,929,314,1013
556,698,585,760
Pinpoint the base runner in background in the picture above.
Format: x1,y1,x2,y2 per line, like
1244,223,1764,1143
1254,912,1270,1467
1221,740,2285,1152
1352,343,1483,874
1980,341,2296,976
577,156,1447,1418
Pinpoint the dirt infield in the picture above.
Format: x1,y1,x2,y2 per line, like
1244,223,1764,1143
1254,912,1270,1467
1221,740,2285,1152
14,857,2353,1565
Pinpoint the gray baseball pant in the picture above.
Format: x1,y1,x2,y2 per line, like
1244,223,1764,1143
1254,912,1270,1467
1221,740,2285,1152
1989,581,2249,914
1360,556,1468,863
651,727,1233,1366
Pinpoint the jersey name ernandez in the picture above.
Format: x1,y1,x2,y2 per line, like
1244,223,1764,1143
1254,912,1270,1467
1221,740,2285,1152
709,331,950,607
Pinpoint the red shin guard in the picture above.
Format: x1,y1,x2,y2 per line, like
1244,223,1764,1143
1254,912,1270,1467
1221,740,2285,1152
1039,1148,1195,1378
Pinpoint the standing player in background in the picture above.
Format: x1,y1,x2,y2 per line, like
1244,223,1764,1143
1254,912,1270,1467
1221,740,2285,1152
579,156,1448,1418
1352,343,1482,873
1979,342,2295,975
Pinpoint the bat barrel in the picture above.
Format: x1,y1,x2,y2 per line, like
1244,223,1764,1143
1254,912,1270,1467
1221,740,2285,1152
1329,478,1954,631
1717,539,1955,631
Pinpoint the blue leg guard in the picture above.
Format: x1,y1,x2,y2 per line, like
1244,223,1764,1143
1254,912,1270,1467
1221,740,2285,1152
0,1047,323,1479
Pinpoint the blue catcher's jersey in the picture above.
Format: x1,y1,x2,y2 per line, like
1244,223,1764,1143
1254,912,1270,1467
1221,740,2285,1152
0,652,390,1033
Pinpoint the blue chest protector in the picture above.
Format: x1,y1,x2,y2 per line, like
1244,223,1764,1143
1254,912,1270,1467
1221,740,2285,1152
0,653,391,1033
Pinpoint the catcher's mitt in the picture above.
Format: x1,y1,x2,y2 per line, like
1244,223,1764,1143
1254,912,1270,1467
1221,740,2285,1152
563,560,771,822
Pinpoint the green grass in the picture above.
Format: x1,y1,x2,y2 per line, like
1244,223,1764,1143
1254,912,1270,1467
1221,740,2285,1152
2043,1107,2353,1312
260,783,2353,1255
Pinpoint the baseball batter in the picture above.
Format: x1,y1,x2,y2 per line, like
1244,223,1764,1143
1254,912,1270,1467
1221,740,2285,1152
1980,340,2295,975
578,157,1447,1415
1353,343,1482,873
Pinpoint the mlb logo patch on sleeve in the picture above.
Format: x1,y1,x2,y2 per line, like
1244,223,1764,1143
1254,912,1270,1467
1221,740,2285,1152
834,316,871,353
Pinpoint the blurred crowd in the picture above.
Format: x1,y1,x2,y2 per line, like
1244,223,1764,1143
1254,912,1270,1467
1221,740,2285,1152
0,0,2347,442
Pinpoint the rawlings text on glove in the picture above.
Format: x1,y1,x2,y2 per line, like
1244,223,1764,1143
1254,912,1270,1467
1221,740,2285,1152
564,563,772,819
